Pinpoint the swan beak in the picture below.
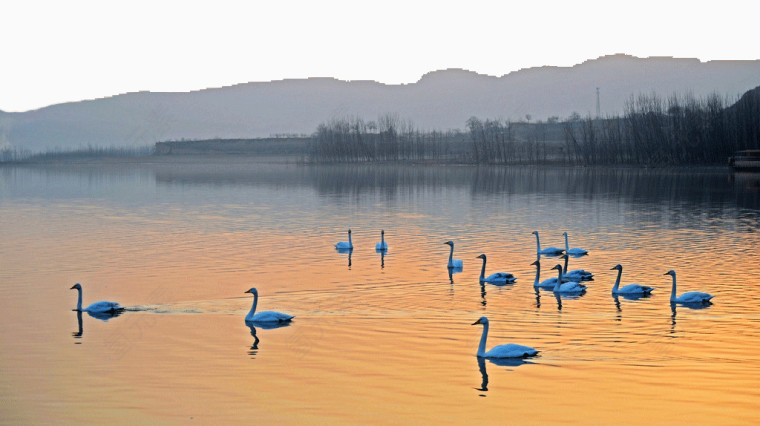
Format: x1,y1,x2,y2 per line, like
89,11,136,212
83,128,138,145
471,319,482,325
244,289,252,293
69,285,76,289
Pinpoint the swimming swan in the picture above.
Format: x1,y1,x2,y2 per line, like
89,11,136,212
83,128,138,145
531,260,557,289
664,270,714,304
245,288,294,323
610,265,654,295
472,316,538,358
70,283,123,313
444,241,463,268
550,264,587,293
375,230,388,250
335,229,353,250
532,231,564,256
563,232,588,256
477,254,516,284
561,254,593,281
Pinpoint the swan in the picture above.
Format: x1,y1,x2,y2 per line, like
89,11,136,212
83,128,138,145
335,229,353,250
532,231,564,256
561,254,594,281
563,232,588,256
70,283,123,313
550,264,587,293
472,316,538,358
610,265,654,295
375,229,388,251
244,288,294,323
477,254,516,284
531,260,557,289
664,270,714,304
444,241,463,268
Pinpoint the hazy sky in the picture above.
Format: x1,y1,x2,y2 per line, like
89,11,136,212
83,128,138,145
2,0,757,112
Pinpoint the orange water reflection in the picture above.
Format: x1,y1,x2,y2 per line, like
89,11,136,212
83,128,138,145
1,161,759,423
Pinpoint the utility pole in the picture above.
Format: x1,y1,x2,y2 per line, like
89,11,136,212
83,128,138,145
596,87,601,118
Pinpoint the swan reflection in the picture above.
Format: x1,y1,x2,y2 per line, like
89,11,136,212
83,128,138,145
376,248,385,269
245,320,291,358
72,311,83,340
336,248,352,268
475,354,533,395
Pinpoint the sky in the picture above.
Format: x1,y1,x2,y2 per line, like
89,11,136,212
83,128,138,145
1,0,758,112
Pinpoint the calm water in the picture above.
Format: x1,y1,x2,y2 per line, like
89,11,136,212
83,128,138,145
1,159,760,423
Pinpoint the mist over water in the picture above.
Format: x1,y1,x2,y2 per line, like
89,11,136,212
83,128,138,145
1,159,759,423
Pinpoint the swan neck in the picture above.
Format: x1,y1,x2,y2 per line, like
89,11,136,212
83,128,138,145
612,269,622,292
554,269,563,291
248,292,258,319
478,322,489,356
348,232,352,245
563,256,568,273
534,233,541,252
534,265,540,286
564,233,569,251
670,274,677,301
479,257,486,280
76,287,83,311
448,245,454,264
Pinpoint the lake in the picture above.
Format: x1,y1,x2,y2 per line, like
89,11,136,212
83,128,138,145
1,158,759,423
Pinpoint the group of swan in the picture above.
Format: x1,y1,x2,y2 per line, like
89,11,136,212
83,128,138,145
334,229,389,252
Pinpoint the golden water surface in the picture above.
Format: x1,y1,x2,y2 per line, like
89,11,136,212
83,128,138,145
1,159,759,424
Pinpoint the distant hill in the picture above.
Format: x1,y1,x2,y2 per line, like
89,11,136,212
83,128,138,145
2,54,759,152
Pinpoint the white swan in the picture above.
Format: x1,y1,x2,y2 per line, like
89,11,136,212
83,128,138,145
477,254,516,284
531,260,558,289
335,229,353,250
375,229,388,250
561,254,593,281
550,264,587,293
610,264,654,295
70,283,123,313
532,231,564,256
245,288,294,323
665,270,714,304
563,232,588,256
472,316,538,358
444,240,463,268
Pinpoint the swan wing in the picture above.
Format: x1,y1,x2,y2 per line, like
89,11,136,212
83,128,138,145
375,242,388,250
84,301,122,313
485,272,516,283
539,247,565,255
485,343,538,358
335,242,352,249
618,284,654,294
676,292,714,303
250,311,294,323
448,259,463,268
557,281,586,293
567,248,588,255
537,277,558,288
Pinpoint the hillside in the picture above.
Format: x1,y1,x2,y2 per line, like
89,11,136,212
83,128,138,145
1,54,759,153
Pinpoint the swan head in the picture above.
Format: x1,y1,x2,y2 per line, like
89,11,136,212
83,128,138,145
348,229,351,234
70,283,82,290
563,232,568,237
561,254,569,260
551,264,563,271
611,264,623,271
444,240,454,246
476,254,486,260
471,316,489,326
245,287,258,295
381,229,384,235
531,260,540,266
531,231,538,236
664,270,676,277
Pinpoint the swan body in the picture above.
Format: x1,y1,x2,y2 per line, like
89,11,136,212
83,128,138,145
335,229,353,250
562,254,593,281
444,241,463,268
375,230,388,250
531,260,557,289
665,270,714,304
610,265,653,295
563,232,588,256
472,317,538,358
245,288,294,323
477,254,516,284
551,265,586,293
70,283,123,313
532,231,564,256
